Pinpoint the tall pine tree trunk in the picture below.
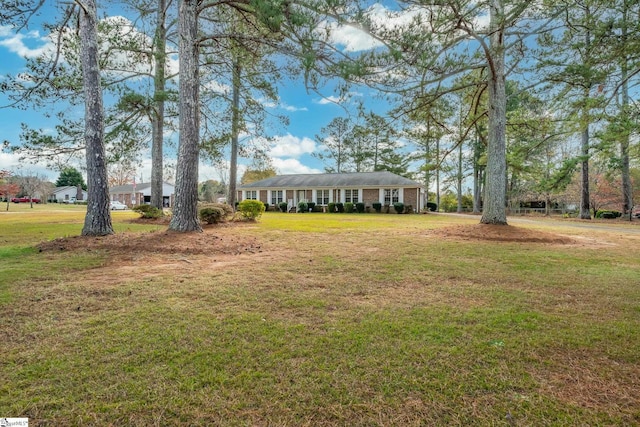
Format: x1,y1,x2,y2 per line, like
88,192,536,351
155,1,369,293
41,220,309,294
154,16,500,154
80,0,114,236
169,0,202,232
481,0,507,225
228,57,241,209
151,0,167,210
620,0,632,216
579,122,591,219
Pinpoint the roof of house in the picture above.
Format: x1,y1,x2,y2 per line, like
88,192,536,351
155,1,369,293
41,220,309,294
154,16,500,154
53,186,86,194
239,171,423,189
109,182,175,192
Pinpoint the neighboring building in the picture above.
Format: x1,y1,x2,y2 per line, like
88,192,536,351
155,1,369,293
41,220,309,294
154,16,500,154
52,186,88,203
237,171,425,212
109,182,175,208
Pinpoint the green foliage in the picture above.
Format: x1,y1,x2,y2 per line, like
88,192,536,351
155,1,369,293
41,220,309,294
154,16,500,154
327,202,336,213
344,202,354,213
306,202,316,211
279,202,288,212
427,202,438,212
372,202,382,213
237,199,265,220
297,201,308,212
264,203,270,211
132,204,163,219
55,167,86,190
199,207,226,224
595,210,621,219
335,202,344,213
355,202,365,213
393,202,405,214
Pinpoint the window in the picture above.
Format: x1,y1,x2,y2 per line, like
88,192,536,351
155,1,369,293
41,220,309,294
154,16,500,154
345,189,359,203
384,188,399,204
271,190,283,205
316,189,329,205
245,190,257,200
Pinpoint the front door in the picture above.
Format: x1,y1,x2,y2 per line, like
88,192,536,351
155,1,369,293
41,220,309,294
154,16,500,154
297,190,306,203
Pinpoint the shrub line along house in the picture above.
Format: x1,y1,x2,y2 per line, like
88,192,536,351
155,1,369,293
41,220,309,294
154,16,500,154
237,171,425,212
109,182,176,208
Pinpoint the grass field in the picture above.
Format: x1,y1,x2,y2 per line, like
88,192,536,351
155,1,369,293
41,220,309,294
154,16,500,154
1,207,639,426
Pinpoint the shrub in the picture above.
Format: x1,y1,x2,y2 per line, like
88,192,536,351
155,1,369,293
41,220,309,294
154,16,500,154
297,201,308,212
393,202,405,214
133,204,163,219
327,202,336,213
307,202,316,211
264,203,269,211
237,199,265,220
355,202,365,213
426,202,438,212
596,210,621,219
344,202,354,213
279,202,288,212
372,202,382,213
404,204,414,214
199,207,226,224
335,202,344,213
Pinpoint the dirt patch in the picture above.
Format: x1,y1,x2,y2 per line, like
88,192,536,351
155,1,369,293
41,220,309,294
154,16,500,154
37,222,263,258
433,224,576,244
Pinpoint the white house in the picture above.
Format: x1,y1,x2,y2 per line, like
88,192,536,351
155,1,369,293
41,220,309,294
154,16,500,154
52,186,88,203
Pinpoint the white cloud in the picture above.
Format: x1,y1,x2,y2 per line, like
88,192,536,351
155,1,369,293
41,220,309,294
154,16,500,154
0,28,54,58
314,95,342,105
272,158,322,175
268,134,316,158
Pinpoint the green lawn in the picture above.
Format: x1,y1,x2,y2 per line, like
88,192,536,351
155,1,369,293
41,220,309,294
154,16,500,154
1,209,639,426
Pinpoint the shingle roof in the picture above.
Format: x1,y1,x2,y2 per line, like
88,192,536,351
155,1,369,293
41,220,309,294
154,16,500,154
110,182,151,192
239,171,422,189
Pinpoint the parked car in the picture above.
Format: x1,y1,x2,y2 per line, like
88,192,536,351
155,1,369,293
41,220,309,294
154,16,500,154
110,201,127,210
11,197,41,203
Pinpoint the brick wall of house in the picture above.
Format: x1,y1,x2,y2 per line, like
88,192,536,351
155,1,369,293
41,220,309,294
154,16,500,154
403,188,418,210
286,190,294,202
259,190,268,204
362,189,379,206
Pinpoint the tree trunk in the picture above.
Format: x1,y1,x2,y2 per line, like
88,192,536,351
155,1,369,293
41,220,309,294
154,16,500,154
481,0,507,225
151,0,167,210
80,0,114,236
228,57,241,209
579,124,591,219
620,0,632,216
456,139,463,213
169,0,202,232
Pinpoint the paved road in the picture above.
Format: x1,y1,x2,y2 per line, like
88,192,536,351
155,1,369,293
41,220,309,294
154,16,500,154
438,212,640,235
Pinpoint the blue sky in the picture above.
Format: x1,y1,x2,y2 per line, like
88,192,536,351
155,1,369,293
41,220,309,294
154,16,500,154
0,4,400,184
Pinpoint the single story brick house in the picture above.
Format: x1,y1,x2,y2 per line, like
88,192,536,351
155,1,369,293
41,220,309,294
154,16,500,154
237,171,425,212
109,182,175,208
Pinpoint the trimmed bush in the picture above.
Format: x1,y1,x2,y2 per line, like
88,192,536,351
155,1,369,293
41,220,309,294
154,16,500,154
297,201,308,212
327,202,336,213
372,202,382,213
264,203,269,211
335,202,344,213
307,202,316,211
133,204,163,219
355,202,365,213
344,202,354,213
238,199,265,220
199,207,226,224
393,202,405,214
427,202,438,212
279,202,288,212
596,210,621,219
